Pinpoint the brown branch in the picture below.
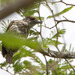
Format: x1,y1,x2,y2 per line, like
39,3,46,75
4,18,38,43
60,0,75,6
49,1,75,6
46,0,59,50
0,0,41,20
55,19,75,71
45,1,75,71
43,25,56,29
48,48,75,72
65,59,75,71
56,19,75,23
46,0,59,49
44,56,48,75
39,49,75,59
46,0,56,23
38,9,43,39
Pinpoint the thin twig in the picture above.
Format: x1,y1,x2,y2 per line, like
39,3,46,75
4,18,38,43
56,19,75,23
0,67,13,75
60,0,75,6
46,0,56,23
49,1,75,6
56,44,75,71
48,61,58,75
44,56,48,75
38,7,43,41
45,0,75,71
42,23,56,30
65,59,75,71
46,0,59,46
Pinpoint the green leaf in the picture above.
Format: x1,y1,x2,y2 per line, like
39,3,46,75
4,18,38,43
0,33,43,51
18,2,39,17
47,6,73,18
1,20,8,32
13,61,23,73
48,39,63,45
23,9,39,17
35,16,44,20
32,55,44,66
52,29,66,38
23,60,31,68
0,33,25,50
13,52,21,63
30,30,39,35
43,38,62,48
0,62,7,67
59,29,66,34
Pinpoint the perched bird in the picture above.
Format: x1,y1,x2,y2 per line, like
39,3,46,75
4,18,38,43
2,16,41,64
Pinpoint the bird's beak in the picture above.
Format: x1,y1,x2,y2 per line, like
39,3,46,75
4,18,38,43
34,21,42,24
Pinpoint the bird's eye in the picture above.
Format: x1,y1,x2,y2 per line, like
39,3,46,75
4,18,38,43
30,18,35,20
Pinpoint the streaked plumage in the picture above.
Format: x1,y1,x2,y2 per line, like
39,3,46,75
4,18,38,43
2,16,41,64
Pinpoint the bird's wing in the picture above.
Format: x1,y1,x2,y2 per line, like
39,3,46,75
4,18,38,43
6,20,21,34
6,20,15,31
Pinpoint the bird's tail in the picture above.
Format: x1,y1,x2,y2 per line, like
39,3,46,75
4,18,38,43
6,53,13,64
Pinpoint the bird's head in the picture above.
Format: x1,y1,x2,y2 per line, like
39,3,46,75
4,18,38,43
23,16,42,28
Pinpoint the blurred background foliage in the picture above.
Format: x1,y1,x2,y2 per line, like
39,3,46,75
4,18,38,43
0,0,75,75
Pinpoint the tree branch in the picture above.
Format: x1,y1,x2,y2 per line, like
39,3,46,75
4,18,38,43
0,0,41,20
39,49,75,59
56,19,75,23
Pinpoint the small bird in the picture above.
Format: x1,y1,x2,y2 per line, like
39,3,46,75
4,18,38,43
2,16,42,64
